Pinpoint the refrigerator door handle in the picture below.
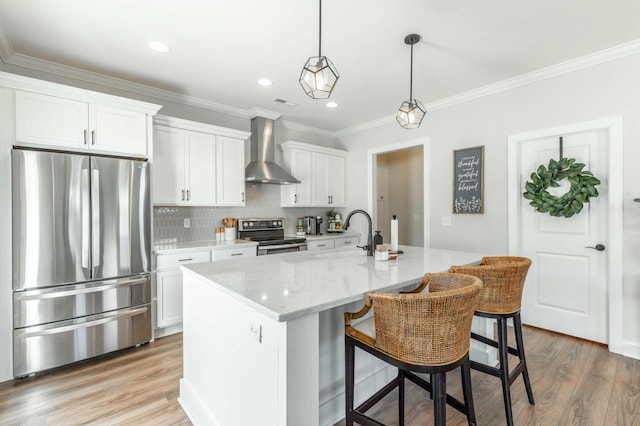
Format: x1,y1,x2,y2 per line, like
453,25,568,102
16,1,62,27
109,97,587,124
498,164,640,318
81,169,90,269
91,167,101,269
18,306,149,338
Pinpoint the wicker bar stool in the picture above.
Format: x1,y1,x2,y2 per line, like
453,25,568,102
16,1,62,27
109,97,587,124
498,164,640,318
449,256,534,426
344,273,482,425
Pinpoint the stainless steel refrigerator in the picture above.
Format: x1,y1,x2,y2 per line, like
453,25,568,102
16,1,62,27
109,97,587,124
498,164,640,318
12,148,152,377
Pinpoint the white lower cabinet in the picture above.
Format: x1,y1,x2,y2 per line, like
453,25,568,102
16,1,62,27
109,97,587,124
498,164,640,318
156,251,211,330
306,235,358,251
155,245,256,336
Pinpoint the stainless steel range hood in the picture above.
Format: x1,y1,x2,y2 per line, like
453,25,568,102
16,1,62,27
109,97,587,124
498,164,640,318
245,116,300,185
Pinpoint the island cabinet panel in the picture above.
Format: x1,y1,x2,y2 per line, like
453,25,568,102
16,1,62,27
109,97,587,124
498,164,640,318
180,269,319,426
16,89,154,157
279,141,347,208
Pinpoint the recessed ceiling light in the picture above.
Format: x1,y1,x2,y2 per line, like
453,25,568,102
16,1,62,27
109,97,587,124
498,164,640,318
326,102,338,108
148,40,170,53
257,78,273,87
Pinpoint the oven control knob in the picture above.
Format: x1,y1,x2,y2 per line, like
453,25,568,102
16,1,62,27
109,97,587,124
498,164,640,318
273,221,278,226
277,220,282,226
248,221,253,227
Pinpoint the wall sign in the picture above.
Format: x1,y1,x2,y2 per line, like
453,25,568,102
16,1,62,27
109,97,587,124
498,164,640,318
453,146,484,214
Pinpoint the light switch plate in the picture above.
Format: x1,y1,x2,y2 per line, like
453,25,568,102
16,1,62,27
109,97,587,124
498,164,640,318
441,216,451,227
248,323,262,343
184,218,191,228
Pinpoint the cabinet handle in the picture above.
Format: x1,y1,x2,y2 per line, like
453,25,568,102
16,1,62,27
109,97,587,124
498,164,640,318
242,192,245,202
230,253,243,257
318,244,326,247
181,189,185,201
186,190,190,201
294,194,297,204
178,258,194,262
83,129,88,145
91,130,96,145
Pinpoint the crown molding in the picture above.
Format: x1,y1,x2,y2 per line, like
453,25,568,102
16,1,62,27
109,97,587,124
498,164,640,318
2,36,639,140
335,38,640,138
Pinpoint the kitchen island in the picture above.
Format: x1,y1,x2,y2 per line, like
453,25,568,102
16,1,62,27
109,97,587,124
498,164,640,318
179,245,489,426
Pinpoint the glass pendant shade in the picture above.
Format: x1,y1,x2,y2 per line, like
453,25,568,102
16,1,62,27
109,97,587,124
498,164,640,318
299,55,339,99
396,99,426,129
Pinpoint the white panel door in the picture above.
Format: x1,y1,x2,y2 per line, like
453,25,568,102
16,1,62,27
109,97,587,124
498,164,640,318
187,131,216,205
519,130,608,343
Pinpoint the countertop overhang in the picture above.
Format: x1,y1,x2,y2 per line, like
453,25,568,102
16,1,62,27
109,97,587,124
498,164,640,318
182,245,485,322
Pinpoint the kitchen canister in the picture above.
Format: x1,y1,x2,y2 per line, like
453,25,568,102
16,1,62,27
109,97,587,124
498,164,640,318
390,215,398,251
224,227,236,241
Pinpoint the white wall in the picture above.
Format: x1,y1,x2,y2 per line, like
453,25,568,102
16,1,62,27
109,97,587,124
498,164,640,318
338,52,640,350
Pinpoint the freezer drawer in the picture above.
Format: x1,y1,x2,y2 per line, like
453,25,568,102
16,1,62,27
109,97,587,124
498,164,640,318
13,304,151,377
14,275,151,328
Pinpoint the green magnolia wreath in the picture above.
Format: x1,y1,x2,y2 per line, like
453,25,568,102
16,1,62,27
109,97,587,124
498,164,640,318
523,157,600,218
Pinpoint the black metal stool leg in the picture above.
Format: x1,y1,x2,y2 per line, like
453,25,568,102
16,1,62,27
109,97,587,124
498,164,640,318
513,312,535,405
497,318,514,426
460,357,476,426
399,369,405,425
432,372,446,426
345,337,355,426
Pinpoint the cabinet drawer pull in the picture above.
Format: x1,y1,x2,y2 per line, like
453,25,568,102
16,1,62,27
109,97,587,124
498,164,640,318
91,130,96,145
186,189,190,201
181,189,185,201
83,129,88,145
230,253,243,257
317,244,326,247
178,258,194,262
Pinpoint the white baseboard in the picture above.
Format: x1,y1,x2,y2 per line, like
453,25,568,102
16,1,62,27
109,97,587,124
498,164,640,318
622,340,640,360
179,378,220,426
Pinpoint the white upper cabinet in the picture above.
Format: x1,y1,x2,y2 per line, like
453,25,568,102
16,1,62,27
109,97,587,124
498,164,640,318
280,141,347,207
280,148,312,207
15,88,159,157
216,136,246,206
152,116,250,207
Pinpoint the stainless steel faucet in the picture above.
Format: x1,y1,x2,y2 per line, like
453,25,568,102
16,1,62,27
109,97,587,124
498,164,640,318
343,209,374,256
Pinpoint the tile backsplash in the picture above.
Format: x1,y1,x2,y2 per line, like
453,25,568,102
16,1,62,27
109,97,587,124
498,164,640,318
153,183,341,243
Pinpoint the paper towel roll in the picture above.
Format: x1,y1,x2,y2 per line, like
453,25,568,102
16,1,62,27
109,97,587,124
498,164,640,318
390,215,398,251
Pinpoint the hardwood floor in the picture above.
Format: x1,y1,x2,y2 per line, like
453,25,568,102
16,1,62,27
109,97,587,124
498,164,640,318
0,334,190,426
0,326,638,425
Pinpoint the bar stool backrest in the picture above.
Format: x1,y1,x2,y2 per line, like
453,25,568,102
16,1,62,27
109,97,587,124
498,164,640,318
369,273,482,367
449,256,532,315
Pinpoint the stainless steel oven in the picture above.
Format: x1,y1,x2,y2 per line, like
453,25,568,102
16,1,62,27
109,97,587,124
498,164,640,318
238,218,307,256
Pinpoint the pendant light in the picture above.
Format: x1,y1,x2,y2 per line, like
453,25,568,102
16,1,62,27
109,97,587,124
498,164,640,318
299,0,339,99
396,34,426,129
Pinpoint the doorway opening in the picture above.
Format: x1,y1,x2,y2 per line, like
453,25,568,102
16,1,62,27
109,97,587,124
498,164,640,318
367,138,429,248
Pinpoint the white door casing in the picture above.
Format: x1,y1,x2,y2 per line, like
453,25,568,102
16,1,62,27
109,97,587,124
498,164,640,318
507,117,623,353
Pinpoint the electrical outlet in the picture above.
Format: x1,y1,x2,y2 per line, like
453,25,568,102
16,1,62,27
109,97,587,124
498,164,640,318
184,218,191,228
248,323,262,343
441,216,451,227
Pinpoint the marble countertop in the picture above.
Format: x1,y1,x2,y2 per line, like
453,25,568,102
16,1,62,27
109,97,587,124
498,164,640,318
154,239,258,255
182,245,485,322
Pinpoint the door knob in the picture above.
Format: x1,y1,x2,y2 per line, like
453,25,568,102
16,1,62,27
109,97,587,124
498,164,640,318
585,244,606,251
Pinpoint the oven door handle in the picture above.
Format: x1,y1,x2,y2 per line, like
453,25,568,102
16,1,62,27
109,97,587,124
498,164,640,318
260,243,306,251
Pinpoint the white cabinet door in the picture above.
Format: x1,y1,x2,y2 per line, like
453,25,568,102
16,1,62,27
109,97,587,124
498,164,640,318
216,136,245,206
281,149,312,206
328,155,345,207
334,235,357,247
312,153,331,207
187,131,217,205
15,90,89,149
211,246,256,260
307,239,335,251
90,105,148,156
153,126,186,204
157,269,184,328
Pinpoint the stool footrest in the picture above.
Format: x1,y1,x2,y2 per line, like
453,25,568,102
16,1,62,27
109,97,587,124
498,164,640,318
405,372,468,415
471,332,520,357
355,376,399,414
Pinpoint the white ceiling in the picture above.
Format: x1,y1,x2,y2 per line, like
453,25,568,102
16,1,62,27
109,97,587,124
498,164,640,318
1,0,640,133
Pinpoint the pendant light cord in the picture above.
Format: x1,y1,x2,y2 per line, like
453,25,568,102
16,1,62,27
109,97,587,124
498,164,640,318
318,0,322,57
409,41,414,102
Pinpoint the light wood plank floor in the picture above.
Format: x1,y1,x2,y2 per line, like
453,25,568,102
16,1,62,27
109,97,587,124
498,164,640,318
1,326,639,425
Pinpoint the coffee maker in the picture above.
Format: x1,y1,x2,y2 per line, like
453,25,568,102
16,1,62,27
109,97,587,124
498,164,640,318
304,215,323,235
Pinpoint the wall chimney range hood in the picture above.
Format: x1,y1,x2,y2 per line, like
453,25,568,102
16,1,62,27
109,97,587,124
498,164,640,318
245,116,300,185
